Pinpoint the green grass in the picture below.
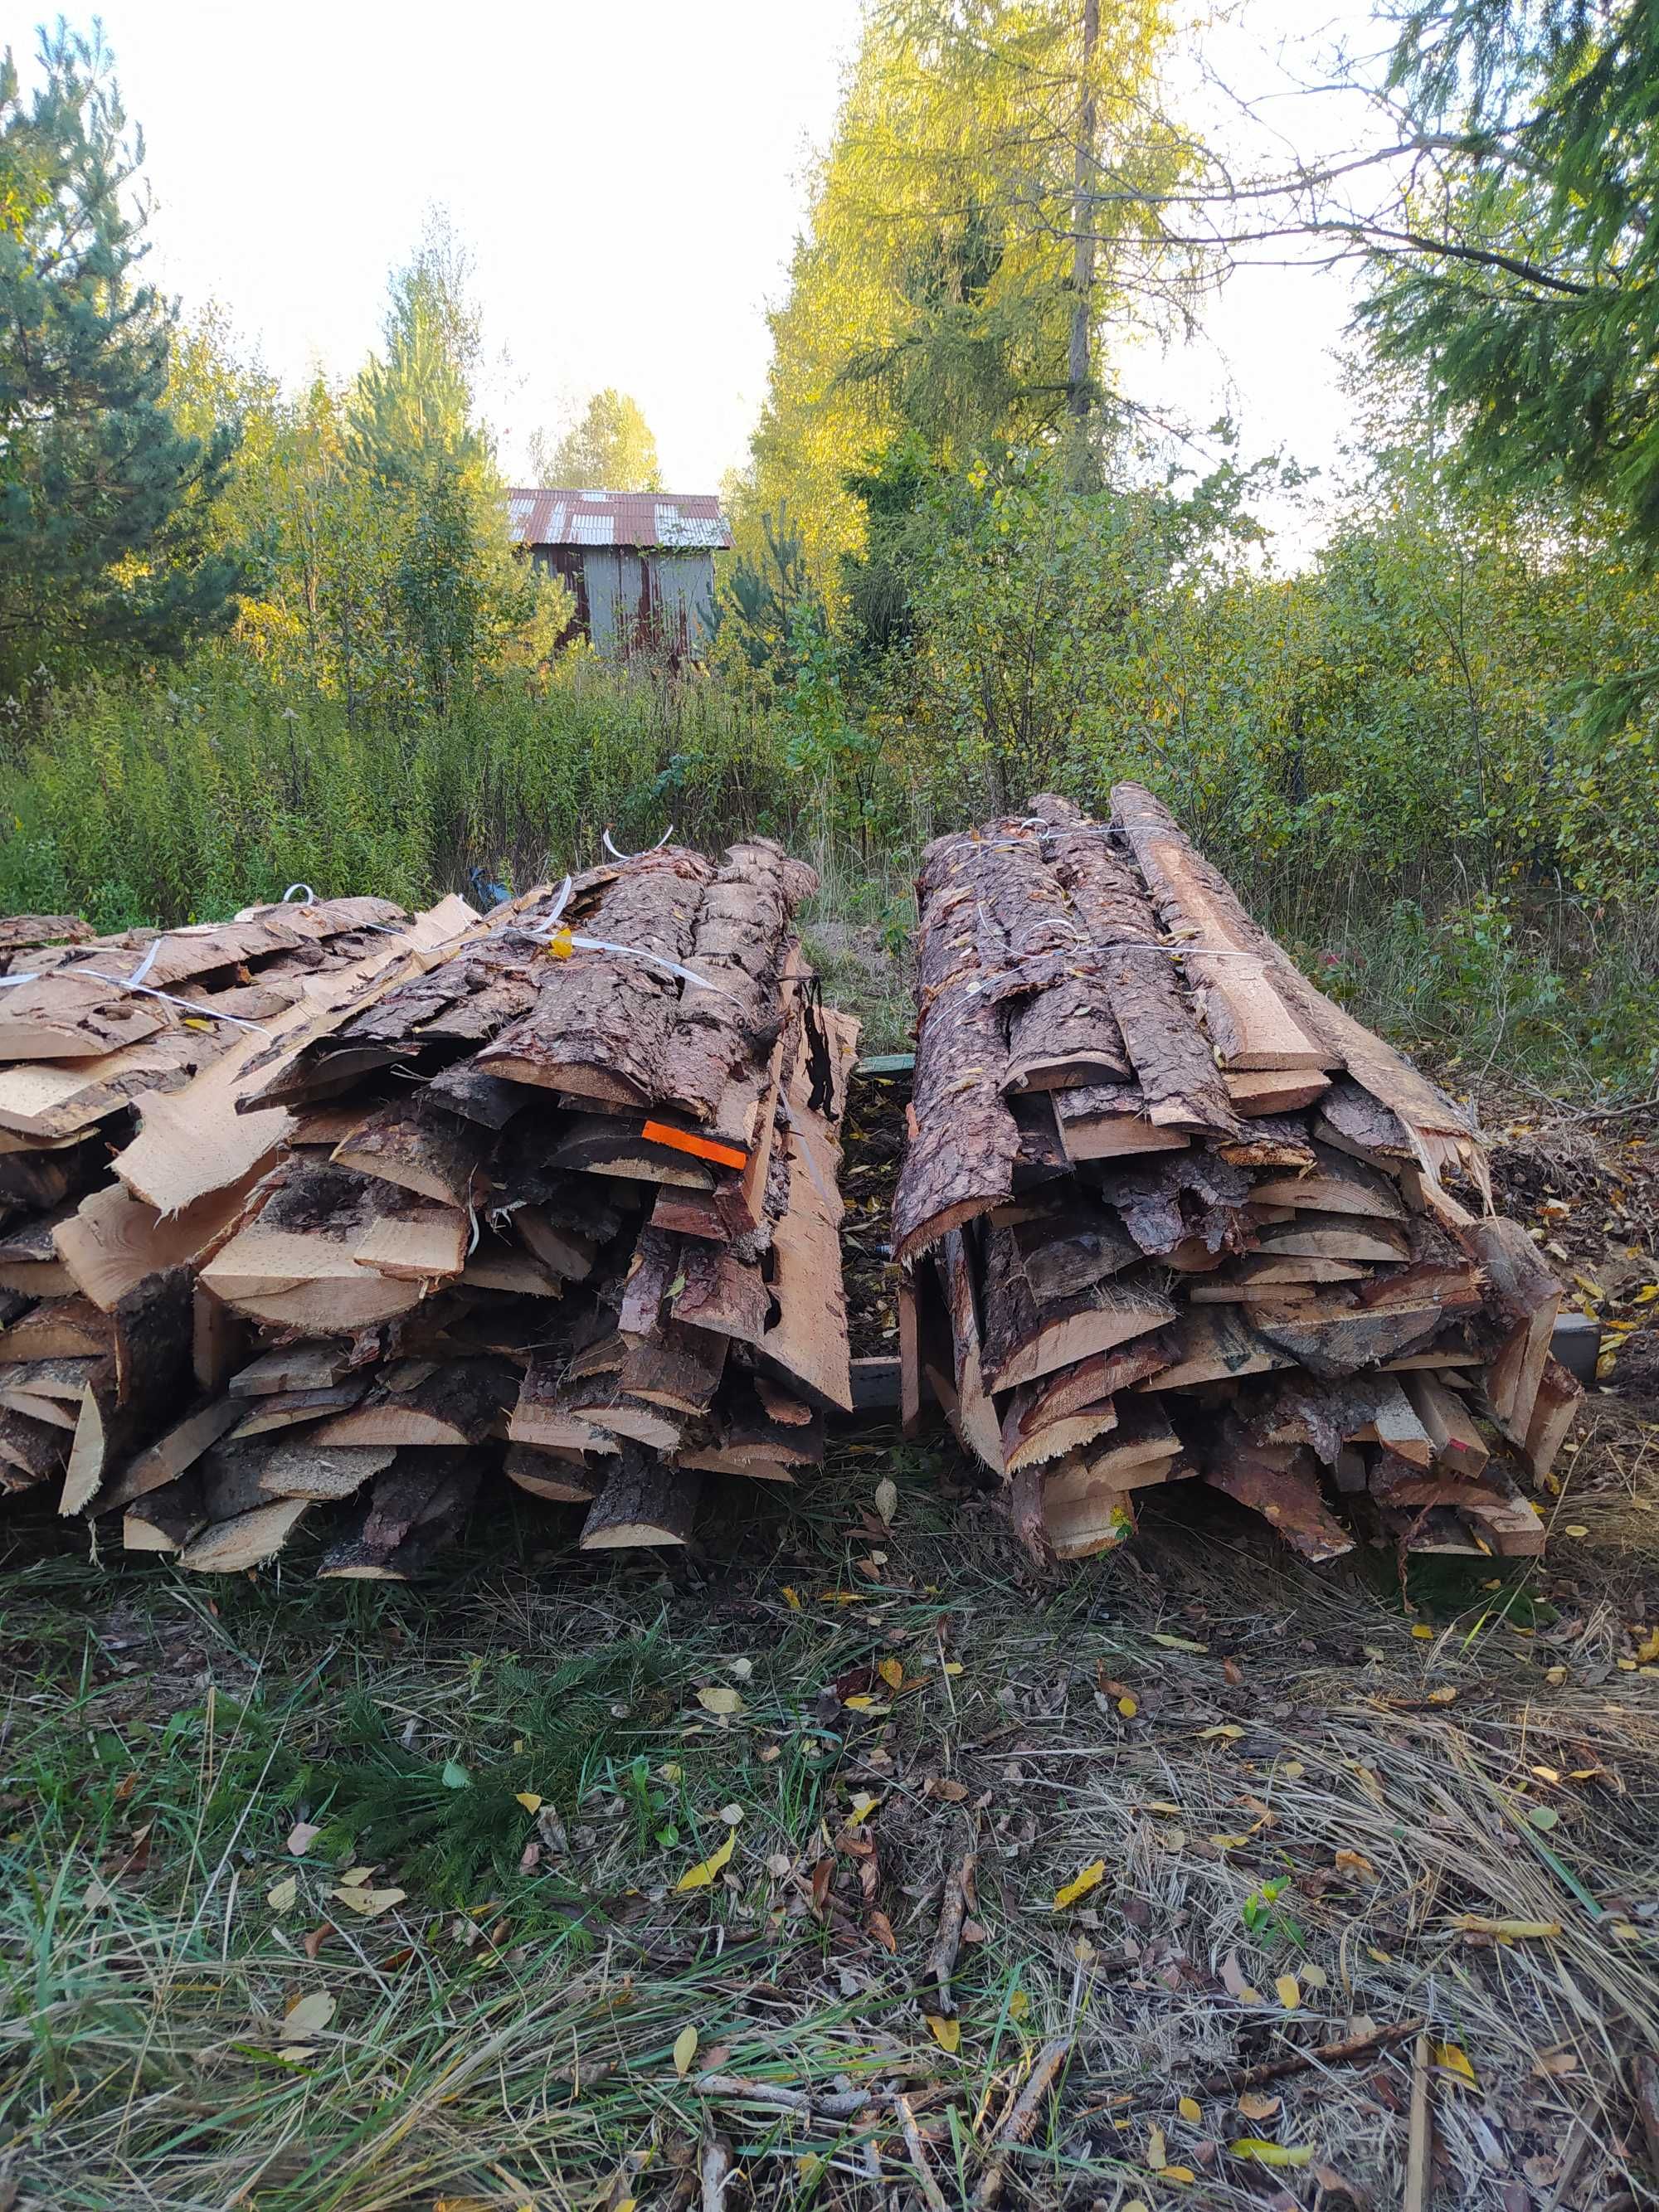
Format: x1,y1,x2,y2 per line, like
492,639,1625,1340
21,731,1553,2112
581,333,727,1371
2,1424,1657,2210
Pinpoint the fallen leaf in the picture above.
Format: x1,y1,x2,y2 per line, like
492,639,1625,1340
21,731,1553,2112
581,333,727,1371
280,1992,335,2042
1117,1693,1139,1719
696,1687,743,1717
1280,1760,1305,1780
1178,2096,1202,2122
1526,1805,1560,1831
877,1658,903,1690
1219,1952,1259,2004
1274,1973,1301,2010
926,2014,961,2053
1545,1665,1568,1685
1230,2140,1312,2168
1564,1524,1589,1539
1427,1686,1458,1705
1147,2124,1167,2171
846,1791,880,1823
1237,2092,1281,2122
1151,1633,1209,1652
515,1791,542,1813
331,1885,406,1917
932,1778,969,1802
1433,2042,1477,2088
1334,1848,1379,1882
718,1803,745,1826
285,1821,321,1856
1209,1834,1253,1850
1301,1963,1328,1991
1531,2049,1578,2078
1410,1624,1434,1641
781,1586,801,1610
1199,1724,1244,1741
1009,1987,1029,2021
842,1694,889,1712
868,1908,897,1953
1163,2169,1196,2185
676,1831,737,1892
265,1876,298,1914
440,1760,469,1790
301,1923,332,1960
673,2024,698,2077
875,1477,898,1525
1447,1914,1562,1940
1053,1860,1107,1911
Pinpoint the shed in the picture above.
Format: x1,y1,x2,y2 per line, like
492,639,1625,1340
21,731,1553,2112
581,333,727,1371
506,488,731,662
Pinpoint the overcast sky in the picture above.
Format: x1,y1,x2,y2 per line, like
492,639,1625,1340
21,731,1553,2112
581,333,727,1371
36,1,1365,539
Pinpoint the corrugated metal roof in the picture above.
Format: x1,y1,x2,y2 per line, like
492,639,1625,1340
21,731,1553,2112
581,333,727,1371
506,488,731,551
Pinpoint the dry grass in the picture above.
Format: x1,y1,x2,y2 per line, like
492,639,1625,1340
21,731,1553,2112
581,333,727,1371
1,1416,1656,2212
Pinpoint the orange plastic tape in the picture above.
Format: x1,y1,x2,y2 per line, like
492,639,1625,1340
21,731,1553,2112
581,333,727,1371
640,1120,747,1171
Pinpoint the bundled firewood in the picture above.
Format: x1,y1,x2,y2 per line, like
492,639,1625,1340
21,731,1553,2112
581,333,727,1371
76,839,854,1574
893,789,1579,1568
0,892,481,1514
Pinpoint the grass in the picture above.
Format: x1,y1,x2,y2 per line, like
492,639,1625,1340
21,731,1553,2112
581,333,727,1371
2,1404,1657,2212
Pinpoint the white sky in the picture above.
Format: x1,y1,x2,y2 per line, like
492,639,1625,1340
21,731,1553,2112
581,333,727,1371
41,0,1370,545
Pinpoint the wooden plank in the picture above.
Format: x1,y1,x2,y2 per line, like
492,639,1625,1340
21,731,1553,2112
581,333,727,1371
758,1008,856,1413
937,1229,1004,1475
54,1164,269,1313
111,892,479,1214
178,1496,310,1571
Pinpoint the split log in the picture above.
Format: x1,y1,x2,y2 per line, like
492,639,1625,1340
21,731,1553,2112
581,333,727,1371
580,1446,702,1548
331,1096,489,1208
979,1227,1174,1392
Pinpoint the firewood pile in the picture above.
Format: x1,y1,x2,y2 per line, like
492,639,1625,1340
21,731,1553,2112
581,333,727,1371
0,840,854,1575
893,788,1581,1568
0,892,479,1523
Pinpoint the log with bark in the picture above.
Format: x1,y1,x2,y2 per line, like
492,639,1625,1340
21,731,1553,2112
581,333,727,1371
895,791,1572,1568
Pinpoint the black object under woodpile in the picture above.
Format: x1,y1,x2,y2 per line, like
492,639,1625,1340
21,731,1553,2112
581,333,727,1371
0,843,856,1575
893,788,1581,1566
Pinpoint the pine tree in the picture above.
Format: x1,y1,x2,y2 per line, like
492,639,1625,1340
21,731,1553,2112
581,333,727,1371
0,27,240,693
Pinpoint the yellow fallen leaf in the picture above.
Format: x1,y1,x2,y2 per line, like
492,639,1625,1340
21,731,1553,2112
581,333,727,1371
1545,1665,1568,1685
515,1791,542,1813
673,2024,698,2077
1274,1973,1301,2010
1209,1834,1252,1850
1335,1849,1379,1881
1433,2042,1477,2088
1199,1724,1243,1741
675,1831,736,1892
942,1661,964,1677
1117,1694,1139,1718
1009,1987,1029,2021
1147,2123,1167,2171
1230,2140,1312,2168
330,1884,406,1916
847,1791,881,1822
842,1694,889,1712
1301,1963,1328,1991
1151,1634,1208,1652
1143,1800,1183,1816
781,1586,800,1610
1427,1686,1458,1705
697,1687,743,1717
280,1991,335,2041
1280,1760,1305,1780
877,1658,903,1690
926,2014,961,2053
1178,2095,1201,2122
1447,1914,1561,1940
1411,1623,1434,1641
1367,1947,1394,1964
1564,1524,1589,1539
1237,2091,1281,2121
1163,2169,1196,2185
1053,1860,1107,1911
265,1876,297,1914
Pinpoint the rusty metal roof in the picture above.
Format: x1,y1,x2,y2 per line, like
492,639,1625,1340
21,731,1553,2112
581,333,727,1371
506,488,731,552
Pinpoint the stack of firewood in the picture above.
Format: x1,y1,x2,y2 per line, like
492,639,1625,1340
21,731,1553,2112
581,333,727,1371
893,789,1580,1567
0,894,480,1515
87,840,854,1573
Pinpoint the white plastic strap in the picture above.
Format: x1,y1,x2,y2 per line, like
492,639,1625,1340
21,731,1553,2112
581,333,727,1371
601,824,674,862
282,882,316,904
